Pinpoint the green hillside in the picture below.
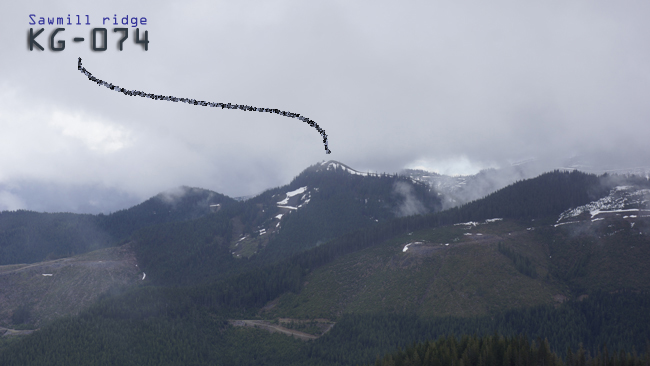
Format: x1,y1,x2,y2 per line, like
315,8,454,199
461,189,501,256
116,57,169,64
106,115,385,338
265,213,650,320
264,219,565,319
546,217,650,293
2,288,649,365
1,168,649,365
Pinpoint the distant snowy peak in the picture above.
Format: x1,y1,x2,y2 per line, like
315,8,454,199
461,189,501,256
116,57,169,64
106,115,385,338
401,169,476,193
403,163,650,212
558,186,650,222
401,169,479,209
556,156,650,177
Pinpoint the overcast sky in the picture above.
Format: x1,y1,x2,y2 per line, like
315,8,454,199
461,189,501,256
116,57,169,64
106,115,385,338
2,1,650,213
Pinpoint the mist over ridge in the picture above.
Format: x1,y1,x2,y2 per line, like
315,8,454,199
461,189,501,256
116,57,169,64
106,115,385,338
2,157,650,215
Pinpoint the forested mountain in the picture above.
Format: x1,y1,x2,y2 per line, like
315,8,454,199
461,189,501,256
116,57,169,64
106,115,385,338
0,186,233,265
97,186,236,241
1,163,649,365
0,161,440,270
0,211,110,265
124,161,442,287
0,161,611,271
256,161,441,260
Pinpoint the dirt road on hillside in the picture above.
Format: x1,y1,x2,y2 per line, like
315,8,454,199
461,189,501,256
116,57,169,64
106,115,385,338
228,320,319,340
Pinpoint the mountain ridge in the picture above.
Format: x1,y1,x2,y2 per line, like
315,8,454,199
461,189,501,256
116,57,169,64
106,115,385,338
1,167,650,365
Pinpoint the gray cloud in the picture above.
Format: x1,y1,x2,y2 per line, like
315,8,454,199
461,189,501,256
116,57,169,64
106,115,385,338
2,1,650,212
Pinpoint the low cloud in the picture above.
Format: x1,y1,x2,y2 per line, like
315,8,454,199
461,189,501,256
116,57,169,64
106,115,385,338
0,191,25,211
393,181,428,217
49,110,133,154
158,186,190,205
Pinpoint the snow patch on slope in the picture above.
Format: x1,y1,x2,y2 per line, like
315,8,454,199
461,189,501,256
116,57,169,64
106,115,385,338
454,218,503,227
403,241,423,252
277,186,307,205
287,186,307,197
277,205,298,210
485,218,503,223
558,186,650,222
455,221,480,227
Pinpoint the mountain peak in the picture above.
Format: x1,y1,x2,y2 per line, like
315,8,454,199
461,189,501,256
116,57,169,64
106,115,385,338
313,160,374,176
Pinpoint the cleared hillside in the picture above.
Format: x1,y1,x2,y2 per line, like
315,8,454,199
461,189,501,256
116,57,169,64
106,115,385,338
0,244,142,327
